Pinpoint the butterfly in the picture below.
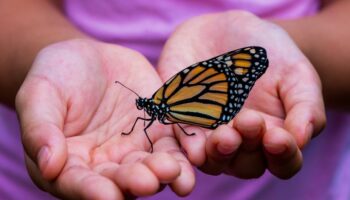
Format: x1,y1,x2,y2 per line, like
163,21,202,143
116,46,269,152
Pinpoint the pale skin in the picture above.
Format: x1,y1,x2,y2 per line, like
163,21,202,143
17,40,195,199
158,11,327,178
0,0,349,199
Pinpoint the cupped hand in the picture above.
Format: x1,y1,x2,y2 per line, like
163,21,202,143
157,11,326,179
16,39,194,199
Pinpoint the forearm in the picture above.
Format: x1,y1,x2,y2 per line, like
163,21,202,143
274,0,350,108
0,0,87,106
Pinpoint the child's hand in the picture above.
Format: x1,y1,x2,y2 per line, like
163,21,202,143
158,11,326,179
16,39,194,199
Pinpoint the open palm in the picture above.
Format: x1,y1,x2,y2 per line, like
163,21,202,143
158,11,326,179
16,39,194,199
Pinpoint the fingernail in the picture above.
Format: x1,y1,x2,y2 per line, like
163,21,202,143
37,146,51,171
265,143,286,155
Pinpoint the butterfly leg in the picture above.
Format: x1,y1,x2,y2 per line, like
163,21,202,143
143,119,155,153
160,119,196,137
177,124,196,136
143,110,146,127
122,117,152,135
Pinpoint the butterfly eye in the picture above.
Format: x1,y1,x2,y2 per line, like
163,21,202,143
135,98,143,110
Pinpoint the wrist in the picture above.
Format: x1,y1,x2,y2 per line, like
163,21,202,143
4,34,89,107
0,0,90,106
271,19,313,61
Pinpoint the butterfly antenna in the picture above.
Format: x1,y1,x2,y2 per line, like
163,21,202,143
115,81,141,98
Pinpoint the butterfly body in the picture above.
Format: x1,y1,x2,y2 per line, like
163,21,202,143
121,46,269,151
135,97,168,122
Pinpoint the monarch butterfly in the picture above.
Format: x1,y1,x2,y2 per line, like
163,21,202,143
116,46,269,152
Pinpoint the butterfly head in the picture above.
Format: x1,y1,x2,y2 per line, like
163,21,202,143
136,97,148,110
136,97,158,117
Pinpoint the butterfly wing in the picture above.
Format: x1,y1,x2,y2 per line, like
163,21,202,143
152,46,268,129
219,46,268,79
214,46,269,119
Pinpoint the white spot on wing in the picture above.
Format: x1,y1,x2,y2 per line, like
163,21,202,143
225,60,233,66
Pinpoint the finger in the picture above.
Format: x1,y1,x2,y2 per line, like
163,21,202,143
226,150,266,179
55,155,123,199
119,149,181,184
154,136,195,196
98,136,194,197
109,151,161,197
284,101,326,148
114,162,159,197
280,67,326,148
16,79,67,180
233,109,265,151
170,159,195,197
25,154,53,193
94,162,120,179
120,151,150,164
263,127,303,179
102,151,170,196
143,152,181,184
200,125,241,175
27,154,115,200
174,125,207,166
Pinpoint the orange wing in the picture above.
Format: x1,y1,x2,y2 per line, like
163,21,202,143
152,64,231,128
151,46,268,129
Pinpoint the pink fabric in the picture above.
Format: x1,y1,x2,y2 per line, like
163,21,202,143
0,105,55,199
64,0,319,64
3,1,350,200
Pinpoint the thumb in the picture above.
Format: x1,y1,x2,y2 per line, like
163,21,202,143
16,78,67,180
280,64,326,149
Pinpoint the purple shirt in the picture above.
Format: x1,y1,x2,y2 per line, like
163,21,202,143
0,105,55,199
2,0,350,199
64,0,319,64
